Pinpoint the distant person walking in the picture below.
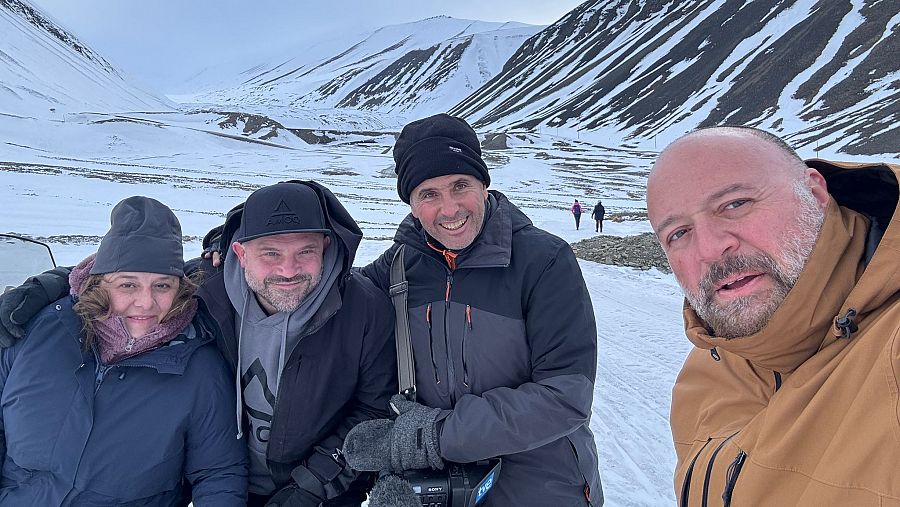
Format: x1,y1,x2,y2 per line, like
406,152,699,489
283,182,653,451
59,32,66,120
592,200,605,232
571,199,583,230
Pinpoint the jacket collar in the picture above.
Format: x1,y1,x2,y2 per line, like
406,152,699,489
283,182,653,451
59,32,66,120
811,161,900,322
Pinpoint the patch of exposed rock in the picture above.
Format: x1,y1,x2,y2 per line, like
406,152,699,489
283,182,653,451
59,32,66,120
571,232,670,273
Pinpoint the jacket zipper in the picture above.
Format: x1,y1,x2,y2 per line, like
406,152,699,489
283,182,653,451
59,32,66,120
426,303,440,384
701,434,737,507
566,437,592,505
721,450,747,506
267,320,320,466
462,305,472,388
444,273,456,403
267,355,302,469
94,364,113,393
680,438,711,507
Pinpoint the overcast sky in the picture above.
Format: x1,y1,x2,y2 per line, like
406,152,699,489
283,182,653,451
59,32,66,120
29,0,583,90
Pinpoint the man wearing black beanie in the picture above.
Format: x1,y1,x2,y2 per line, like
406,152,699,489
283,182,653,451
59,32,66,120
350,114,603,506
393,113,491,205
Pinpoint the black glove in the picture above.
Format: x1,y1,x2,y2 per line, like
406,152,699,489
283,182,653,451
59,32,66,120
265,465,326,507
343,394,443,473
367,474,420,507
265,485,322,507
0,267,71,347
201,224,225,260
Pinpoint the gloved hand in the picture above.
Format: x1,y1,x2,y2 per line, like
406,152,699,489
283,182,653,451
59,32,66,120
201,224,225,267
343,394,443,473
367,474,420,507
201,224,224,253
265,465,326,507
0,267,71,347
264,485,322,507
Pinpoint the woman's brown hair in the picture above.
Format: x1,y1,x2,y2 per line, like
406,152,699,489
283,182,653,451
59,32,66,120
73,272,201,351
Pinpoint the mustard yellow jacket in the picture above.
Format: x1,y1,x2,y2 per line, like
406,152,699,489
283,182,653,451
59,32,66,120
671,161,900,506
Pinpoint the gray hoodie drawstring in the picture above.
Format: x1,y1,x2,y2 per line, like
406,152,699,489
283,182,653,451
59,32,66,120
234,287,250,440
277,317,288,392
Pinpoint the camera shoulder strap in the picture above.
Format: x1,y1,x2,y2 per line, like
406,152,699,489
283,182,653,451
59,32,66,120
389,244,417,401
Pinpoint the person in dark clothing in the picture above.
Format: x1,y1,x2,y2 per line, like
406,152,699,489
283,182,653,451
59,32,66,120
572,199,583,229
0,182,397,507
0,196,247,506
592,200,605,232
342,113,603,507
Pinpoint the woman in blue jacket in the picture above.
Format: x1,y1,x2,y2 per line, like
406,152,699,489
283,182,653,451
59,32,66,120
0,196,247,506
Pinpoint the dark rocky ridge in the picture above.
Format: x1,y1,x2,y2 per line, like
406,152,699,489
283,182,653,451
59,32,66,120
450,0,899,156
571,232,671,273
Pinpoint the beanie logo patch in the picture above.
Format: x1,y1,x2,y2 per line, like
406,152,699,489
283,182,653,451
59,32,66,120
267,199,302,226
448,146,462,153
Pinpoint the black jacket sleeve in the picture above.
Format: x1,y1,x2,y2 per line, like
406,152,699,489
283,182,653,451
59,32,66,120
0,266,72,346
304,274,397,498
354,242,399,294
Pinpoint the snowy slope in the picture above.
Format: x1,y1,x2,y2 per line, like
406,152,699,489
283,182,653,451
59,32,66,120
181,16,540,124
450,0,900,156
0,0,172,117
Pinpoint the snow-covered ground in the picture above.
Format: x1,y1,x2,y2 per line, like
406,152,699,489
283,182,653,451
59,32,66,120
0,113,690,506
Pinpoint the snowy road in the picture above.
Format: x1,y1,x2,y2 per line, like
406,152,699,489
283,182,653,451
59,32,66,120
581,261,688,506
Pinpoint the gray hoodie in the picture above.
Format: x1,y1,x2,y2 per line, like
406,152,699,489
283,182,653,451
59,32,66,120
224,231,344,495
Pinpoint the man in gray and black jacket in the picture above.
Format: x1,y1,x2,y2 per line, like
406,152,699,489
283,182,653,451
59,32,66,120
346,114,603,506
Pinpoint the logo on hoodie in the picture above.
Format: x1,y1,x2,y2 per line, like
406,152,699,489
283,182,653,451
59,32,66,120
267,199,302,226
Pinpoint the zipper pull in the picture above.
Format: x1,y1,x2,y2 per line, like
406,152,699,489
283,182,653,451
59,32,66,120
722,450,746,506
834,308,858,339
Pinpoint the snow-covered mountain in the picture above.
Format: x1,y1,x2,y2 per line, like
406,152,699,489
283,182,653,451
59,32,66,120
3,0,897,158
183,16,541,123
0,0,172,118
450,0,899,156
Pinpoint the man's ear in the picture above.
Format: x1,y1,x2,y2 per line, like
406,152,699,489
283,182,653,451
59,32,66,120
231,242,247,266
807,169,829,209
323,235,332,250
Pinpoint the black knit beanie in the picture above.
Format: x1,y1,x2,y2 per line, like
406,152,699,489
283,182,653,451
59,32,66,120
91,196,184,276
393,113,490,204
235,182,331,243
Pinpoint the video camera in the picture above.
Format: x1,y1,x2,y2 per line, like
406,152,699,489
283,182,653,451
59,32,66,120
402,459,501,507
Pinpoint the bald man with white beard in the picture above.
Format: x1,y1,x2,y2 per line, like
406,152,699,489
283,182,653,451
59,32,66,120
647,127,900,506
